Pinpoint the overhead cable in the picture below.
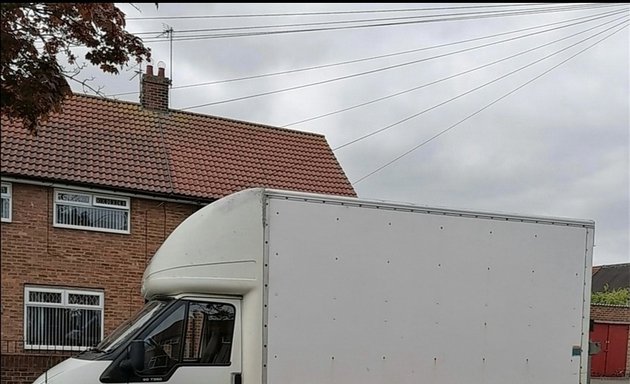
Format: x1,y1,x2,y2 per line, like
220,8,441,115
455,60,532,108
179,9,627,111
109,8,625,98
127,3,545,21
284,12,629,128
350,21,628,185
139,4,624,41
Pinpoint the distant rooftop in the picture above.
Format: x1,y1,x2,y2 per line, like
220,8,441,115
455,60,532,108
592,263,630,292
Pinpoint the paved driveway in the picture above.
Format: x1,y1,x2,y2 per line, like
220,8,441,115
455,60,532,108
590,379,630,384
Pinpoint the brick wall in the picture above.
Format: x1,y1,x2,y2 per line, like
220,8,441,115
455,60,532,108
591,304,630,377
591,304,630,323
1,353,71,384
1,182,201,383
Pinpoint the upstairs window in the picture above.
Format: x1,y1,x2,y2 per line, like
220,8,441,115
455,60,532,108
24,286,104,350
1,182,11,222
53,189,130,234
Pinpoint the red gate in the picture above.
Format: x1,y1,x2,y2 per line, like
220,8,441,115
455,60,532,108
591,322,629,377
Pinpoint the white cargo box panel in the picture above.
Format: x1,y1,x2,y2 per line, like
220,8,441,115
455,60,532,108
263,192,593,384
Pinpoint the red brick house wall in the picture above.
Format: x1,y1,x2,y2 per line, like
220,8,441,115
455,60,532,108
591,304,630,377
1,182,202,383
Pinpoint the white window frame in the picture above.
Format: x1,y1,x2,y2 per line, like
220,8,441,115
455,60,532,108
53,189,130,234
24,286,105,351
1,182,12,222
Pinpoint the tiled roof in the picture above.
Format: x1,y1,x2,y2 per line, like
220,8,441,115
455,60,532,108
1,94,356,200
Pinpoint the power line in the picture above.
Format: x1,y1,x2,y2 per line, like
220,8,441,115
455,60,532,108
138,3,624,42
132,3,610,36
350,21,628,185
179,9,626,111
109,8,625,98
126,3,546,21
282,11,629,129
333,15,628,152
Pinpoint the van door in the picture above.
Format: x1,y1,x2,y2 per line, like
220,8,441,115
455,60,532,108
105,297,242,383
167,298,242,383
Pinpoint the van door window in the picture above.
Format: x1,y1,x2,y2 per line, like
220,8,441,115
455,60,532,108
183,302,235,365
138,301,236,378
141,303,186,376
101,299,240,382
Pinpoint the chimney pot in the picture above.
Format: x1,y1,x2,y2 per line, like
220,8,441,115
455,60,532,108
158,67,165,78
146,64,154,76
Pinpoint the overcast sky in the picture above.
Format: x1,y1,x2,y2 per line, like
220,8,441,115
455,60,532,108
69,3,629,266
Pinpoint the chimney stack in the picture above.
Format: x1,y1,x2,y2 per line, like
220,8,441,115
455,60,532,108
140,62,171,112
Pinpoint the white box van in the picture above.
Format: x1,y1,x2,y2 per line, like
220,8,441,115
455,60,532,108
34,188,594,384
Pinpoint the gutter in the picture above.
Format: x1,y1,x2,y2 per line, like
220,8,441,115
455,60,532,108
0,176,210,206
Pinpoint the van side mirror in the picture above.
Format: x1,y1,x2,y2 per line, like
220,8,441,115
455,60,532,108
120,340,145,373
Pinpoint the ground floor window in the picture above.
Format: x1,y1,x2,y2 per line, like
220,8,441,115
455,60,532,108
24,286,104,350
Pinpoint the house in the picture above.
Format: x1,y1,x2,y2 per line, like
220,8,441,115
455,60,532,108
590,263,630,378
0,64,356,383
